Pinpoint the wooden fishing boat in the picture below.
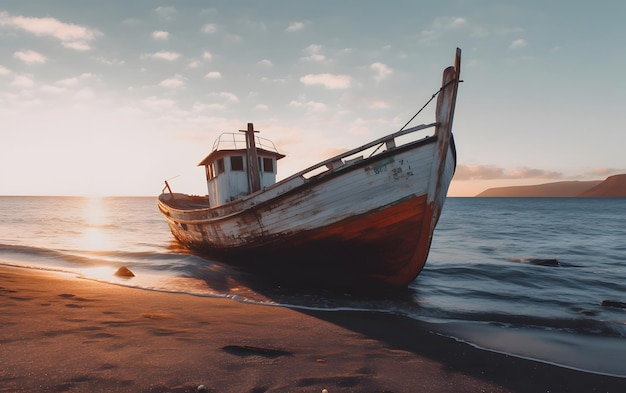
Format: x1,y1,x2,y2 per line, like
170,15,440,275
158,48,461,288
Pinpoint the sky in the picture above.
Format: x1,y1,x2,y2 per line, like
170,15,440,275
1,1,625,197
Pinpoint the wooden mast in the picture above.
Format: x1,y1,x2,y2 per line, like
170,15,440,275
241,123,261,193
433,48,461,201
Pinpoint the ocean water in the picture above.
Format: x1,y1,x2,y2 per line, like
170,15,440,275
1,196,625,377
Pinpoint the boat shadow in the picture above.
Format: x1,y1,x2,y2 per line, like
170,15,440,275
184,251,625,392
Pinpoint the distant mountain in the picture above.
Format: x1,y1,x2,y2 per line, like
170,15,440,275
475,174,626,197
579,174,626,197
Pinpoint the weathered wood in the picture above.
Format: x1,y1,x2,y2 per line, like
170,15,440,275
277,122,436,186
241,123,261,193
158,136,455,287
163,180,174,199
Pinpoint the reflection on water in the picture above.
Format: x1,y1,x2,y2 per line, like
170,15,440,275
79,197,114,251
78,266,119,281
80,227,114,250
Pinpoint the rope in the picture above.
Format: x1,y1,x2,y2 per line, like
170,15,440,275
399,78,457,132
368,79,458,158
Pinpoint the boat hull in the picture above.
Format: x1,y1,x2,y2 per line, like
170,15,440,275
159,137,456,287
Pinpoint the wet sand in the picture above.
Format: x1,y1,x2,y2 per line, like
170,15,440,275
0,265,624,392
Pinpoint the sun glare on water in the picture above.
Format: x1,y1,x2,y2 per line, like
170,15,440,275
79,197,115,251
78,266,119,281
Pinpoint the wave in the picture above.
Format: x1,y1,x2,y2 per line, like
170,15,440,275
0,243,191,272
421,310,625,338
2,242,624,342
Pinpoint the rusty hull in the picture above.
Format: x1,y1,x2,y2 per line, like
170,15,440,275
159,136,456,288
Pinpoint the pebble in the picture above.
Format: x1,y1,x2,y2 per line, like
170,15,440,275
114,266,135,277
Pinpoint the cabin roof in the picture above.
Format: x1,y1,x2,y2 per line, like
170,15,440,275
197,148,286,166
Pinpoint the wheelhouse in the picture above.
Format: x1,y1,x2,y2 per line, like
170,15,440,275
197,124,285,207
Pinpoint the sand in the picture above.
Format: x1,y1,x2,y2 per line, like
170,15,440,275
0,265,624,392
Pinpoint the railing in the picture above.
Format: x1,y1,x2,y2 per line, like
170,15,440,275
279,122,437,182
211,132,280,153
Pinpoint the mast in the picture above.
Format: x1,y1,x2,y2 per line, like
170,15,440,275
433,48,461,192
240,122,261,193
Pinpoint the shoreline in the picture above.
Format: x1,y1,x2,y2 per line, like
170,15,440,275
1,265,624,392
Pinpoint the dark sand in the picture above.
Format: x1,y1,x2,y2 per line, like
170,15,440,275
0,265,624,392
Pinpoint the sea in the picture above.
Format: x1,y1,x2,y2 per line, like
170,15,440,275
1,196,625,377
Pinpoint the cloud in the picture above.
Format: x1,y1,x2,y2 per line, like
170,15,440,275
55,78,78,87
260,76,288,84
201,23,217,33
121,18,141,25
187,51,212,68
219,92,239,102
286,21,306,32
588,167,626,177
150,51,181,61
63,41,91,51
155,6,176,20
158,74,185,88
454,165,504,180
152,30,169,40
507,167,560,179
289,100,327,112
255,104,269,110
510,38,528,49
40,84,67,94
300,73,351,89
369,100,390,109
257,59,273,67
56,73,92,87
95,56,125,66
301,44,326,62
204,71,221,79
370,62,392,82
0,65,11,75
420,16,468,44
433,16,467,29
192,102,225,112
337,48,352,56
2,12,100,50
142,96,177,110
13,50,46,64
454,165,562,181
11,74,35,88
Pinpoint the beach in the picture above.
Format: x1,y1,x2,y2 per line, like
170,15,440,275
0,265,623,392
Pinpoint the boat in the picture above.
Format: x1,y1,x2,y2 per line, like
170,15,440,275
158,48,461,288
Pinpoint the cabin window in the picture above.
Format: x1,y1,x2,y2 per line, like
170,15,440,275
216,158,225,174
206,165,214,180
263,157,274,173
230,156,244,171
